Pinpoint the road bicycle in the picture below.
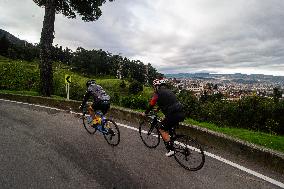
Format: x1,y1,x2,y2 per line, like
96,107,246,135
139,111,205,171
82,108,120,146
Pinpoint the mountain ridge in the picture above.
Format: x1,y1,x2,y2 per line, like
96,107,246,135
0,28,31,46
165,72,284,85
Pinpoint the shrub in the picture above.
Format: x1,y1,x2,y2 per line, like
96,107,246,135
177,89,200,118
120,95,148,110
129,80,143,95
120,80,126,88
109,92,120,105
0,61,40,91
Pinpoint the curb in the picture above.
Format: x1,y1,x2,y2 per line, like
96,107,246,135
0,93,283,174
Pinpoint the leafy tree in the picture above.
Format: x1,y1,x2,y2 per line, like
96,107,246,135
129,60,146,83
33,0,114,96
120,58,131,79
146,63,163,85
110,54,123,77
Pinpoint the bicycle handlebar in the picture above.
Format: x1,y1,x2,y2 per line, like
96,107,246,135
144,111,162,123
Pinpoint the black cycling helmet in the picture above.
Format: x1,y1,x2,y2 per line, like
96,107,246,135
86,79,96,87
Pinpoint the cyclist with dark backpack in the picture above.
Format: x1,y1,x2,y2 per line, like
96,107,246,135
142,78,185,157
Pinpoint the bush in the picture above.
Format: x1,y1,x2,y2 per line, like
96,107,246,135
120,80,126,88
272,100,284,135
120,95,148,110
177,90,200,118
109,92,120,105
129,80,143,95
0,61,40,91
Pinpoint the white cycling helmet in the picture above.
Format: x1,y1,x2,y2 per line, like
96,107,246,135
153,78,168,87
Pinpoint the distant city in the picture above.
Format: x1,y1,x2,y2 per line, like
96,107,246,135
165,73,284,100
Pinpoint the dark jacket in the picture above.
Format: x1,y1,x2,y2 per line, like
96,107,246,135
146,86,184,116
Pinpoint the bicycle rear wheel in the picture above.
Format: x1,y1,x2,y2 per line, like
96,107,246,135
174,136,205,171
139,120,160,148
103,119,120,146
82,113,96,134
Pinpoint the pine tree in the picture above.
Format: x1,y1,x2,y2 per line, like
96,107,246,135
33,0,114,96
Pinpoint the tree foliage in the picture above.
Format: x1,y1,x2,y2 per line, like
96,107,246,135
70,47,162,83
33,0,114,21
0,38,163,85
178,89,284,135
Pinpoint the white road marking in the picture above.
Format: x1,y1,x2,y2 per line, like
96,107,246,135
1,98,283,188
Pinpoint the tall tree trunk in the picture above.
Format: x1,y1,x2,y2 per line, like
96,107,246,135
39,0,56,96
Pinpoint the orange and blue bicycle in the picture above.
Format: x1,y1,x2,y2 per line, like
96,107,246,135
82,106,120,146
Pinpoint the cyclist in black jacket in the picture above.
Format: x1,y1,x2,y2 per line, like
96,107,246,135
143,78,185,157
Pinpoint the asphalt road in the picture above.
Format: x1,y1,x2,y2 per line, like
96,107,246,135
0,99,283,189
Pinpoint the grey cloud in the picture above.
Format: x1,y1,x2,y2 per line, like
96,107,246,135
0,0,44,42
54,0,141,56
1,0,284,76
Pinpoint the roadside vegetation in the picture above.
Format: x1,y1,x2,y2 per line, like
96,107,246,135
0,55,283,153
0,55,153,109
184,118,284,153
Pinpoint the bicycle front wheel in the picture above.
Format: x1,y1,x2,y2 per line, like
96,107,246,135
174,136,205,171
139,120,160,148
103,119,120,146
82,113,96,134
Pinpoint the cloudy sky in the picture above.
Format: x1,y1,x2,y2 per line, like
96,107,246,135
1,0,284,76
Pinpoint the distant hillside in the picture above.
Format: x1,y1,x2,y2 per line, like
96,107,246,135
165,73,284,85
0,29,30,46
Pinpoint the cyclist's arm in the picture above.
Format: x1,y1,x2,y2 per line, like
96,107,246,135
145,93,158,114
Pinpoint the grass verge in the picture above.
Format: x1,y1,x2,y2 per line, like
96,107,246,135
184,118,284,153
0,90,65,100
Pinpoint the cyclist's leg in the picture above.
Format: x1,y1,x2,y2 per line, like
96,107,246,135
88,104,95,118
97,100,111,132
91,102,97,112
161,113,185,155
160,117,176,154
160,117,171,142
91,103,103,127
101,100,110,115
